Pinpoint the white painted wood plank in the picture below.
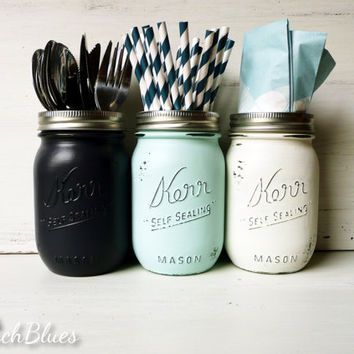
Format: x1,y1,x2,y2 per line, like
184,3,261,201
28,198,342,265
0,252,354,353
318,210,354,249
0,0,353,251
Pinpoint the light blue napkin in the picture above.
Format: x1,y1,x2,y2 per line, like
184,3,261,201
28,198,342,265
238,19,335,113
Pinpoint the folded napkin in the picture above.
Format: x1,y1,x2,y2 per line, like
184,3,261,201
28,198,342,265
238,19,335,113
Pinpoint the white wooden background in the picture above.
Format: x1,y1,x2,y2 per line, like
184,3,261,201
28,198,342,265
0,0,353,253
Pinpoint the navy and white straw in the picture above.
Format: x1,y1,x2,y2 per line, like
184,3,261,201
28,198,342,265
131,27,160,110
175,47,184,100
210,38,235,109
145,26,172,110
203,29,220,111
179,22,193,110
157,21,181,110
126,22,234,112
124,35,150,110
193,30,215,110
190,37,201,90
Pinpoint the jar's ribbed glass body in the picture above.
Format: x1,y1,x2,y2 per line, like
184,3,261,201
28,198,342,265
34,130,130,276
226,134,319,274
132,131,225,275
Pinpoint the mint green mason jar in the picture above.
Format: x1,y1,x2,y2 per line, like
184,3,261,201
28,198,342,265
132,111,225,275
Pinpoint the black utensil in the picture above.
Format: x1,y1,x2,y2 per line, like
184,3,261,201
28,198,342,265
64,48,82,109
41,41,57,110
48,41,66,109
79,35,96,109
32,49,51,110
88,43,101,94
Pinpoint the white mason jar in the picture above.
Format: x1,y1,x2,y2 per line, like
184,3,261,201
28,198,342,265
226,112,319,274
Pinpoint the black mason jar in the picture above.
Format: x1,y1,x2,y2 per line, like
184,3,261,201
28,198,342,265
34,111,130,276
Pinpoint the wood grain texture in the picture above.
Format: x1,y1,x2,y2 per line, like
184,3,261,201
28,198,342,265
0,0,353,252
0,253,354,353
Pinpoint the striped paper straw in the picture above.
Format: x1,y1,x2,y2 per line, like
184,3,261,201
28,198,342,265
202,29,220,111
131,27,161,110
157,21,181,110
193,30,215,109
157,41,165,73
213,26,229,79
175,46,181,72
124,34,149,110
179,21,193,110
210,38,235,109
175,47,184,99
141,26,150,59
145,26,172,110
178,51,184,107
209,27,229,105
142,25,156,85
190,37,201,90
